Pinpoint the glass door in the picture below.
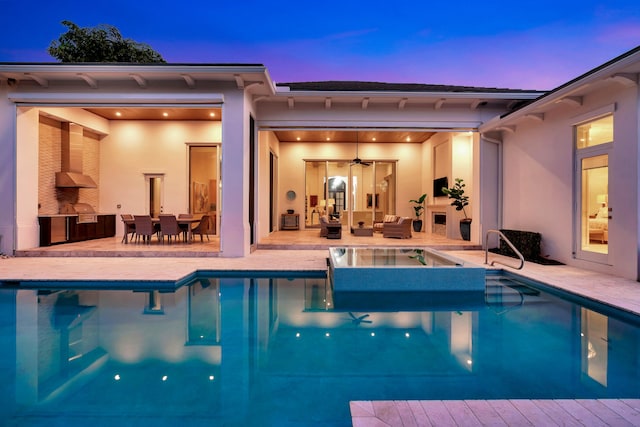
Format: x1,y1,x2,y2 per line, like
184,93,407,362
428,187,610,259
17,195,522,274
306,159,396,229
578,153,609,259
375,161,396,221
327,160,347,222
305,161,325,227
189,145,219,234
575,114,612,263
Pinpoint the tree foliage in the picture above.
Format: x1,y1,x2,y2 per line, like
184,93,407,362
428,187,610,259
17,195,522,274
48,20,165,63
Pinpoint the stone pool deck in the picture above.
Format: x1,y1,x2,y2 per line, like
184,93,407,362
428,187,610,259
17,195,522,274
351,399,640,426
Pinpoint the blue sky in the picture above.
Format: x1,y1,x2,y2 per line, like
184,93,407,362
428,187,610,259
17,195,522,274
1,1,639,90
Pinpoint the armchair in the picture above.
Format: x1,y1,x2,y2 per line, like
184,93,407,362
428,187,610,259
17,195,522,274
383,217,413,239
319,215,339,237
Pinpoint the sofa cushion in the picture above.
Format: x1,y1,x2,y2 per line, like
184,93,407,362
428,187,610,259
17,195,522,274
383,214,397,223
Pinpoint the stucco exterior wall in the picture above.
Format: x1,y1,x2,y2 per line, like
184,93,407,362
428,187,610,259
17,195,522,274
501,82,639,279
257,130,279,241
100,120,221,235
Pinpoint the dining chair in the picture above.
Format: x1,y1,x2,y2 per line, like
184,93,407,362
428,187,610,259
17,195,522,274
133,215,155,244
191,214,211,242
159,214,181,244
178,213,193,241
120,214,135,243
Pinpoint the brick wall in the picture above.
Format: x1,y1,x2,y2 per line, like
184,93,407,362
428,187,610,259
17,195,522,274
38,116,101,214
38,117,61,214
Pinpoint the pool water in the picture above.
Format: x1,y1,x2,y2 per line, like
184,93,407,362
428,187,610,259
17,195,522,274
329,247,485,291
1,272,639,426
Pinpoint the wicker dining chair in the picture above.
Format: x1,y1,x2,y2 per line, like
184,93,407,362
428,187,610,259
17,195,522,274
133,215,155,244
120,214,136,243
191,215,211,242
158,214,181,244
178,213,193,242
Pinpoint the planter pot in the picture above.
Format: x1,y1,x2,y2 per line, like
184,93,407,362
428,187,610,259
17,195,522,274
460,218,472,241
412,219,423,232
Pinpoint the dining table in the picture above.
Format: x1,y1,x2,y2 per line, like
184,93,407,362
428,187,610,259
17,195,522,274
122,217,201,244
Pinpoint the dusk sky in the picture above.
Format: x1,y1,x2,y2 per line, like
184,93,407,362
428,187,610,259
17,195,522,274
1,1,639,90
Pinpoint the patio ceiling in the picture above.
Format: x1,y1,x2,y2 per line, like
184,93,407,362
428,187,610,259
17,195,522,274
272,130,437,143
82,107,438,142
85,107,222,121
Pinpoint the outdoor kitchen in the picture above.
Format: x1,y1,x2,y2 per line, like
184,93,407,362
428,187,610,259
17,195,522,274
37,117,115,246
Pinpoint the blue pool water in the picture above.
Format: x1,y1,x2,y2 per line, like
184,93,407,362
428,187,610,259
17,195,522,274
0,272,639,426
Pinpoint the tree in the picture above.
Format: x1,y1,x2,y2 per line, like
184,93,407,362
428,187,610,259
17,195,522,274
48,20,165,63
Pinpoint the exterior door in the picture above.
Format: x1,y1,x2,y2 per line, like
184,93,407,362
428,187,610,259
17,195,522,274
145,174,164,217
574,115,612,264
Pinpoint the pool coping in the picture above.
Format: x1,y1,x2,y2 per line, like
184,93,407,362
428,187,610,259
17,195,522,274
0,249,639,316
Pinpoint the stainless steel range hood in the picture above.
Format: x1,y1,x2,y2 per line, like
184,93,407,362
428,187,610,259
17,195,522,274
55,122,97,188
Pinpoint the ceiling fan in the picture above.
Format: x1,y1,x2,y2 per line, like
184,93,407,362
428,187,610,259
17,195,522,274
350,134,371,166
344,312,372,326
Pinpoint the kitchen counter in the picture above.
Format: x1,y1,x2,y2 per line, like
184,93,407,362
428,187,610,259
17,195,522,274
38,213,117,217
39,214,116,246
38,213,80,217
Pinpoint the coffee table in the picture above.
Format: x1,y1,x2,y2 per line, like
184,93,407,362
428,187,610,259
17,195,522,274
326,224,342,239
350,226,373,236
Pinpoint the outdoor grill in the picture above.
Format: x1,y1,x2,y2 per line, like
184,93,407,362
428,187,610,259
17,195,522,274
60,203,98,224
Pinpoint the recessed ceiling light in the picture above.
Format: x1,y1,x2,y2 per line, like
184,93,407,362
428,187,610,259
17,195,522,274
372,137,376,141
326,137,330,141
115,111,121,117
406,136,411,142
209,112,215,117
296,137,301,141
162,112,169,117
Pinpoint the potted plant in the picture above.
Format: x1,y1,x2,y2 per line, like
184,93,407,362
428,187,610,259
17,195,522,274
442,178,471,241
409,193,427,232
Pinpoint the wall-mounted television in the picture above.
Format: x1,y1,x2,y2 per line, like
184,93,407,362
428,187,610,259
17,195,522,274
433,177,448,198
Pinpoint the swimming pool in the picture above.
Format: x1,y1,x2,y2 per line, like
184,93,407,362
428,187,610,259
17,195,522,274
1,272,639,426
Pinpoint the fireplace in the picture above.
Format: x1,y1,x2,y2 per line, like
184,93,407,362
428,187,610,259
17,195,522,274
432,212,446,236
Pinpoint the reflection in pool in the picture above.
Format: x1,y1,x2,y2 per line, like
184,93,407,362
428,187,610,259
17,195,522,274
0,273,639,426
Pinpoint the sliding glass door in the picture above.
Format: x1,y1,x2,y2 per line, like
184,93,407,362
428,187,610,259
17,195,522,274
189,145,220,234
305,160,395,228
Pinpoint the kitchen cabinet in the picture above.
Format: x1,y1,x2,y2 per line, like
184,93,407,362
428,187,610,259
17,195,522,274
39,216,70,246
39,215,116,246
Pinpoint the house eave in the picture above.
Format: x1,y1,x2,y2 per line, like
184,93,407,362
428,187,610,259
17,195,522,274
0,63,278,96
480,45,640,134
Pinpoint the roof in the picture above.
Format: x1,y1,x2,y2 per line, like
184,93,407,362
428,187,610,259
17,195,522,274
277,80,544,94
0,61,266,67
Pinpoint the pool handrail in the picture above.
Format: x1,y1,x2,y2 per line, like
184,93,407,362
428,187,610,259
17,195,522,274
485,229,525,270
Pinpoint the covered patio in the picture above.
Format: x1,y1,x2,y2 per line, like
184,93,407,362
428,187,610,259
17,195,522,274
13,227,478,257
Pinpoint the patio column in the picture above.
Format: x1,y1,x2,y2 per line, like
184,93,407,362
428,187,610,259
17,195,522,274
0,89,16,255
220,89,250,257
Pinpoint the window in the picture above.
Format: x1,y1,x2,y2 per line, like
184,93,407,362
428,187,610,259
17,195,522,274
576,115,613,149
